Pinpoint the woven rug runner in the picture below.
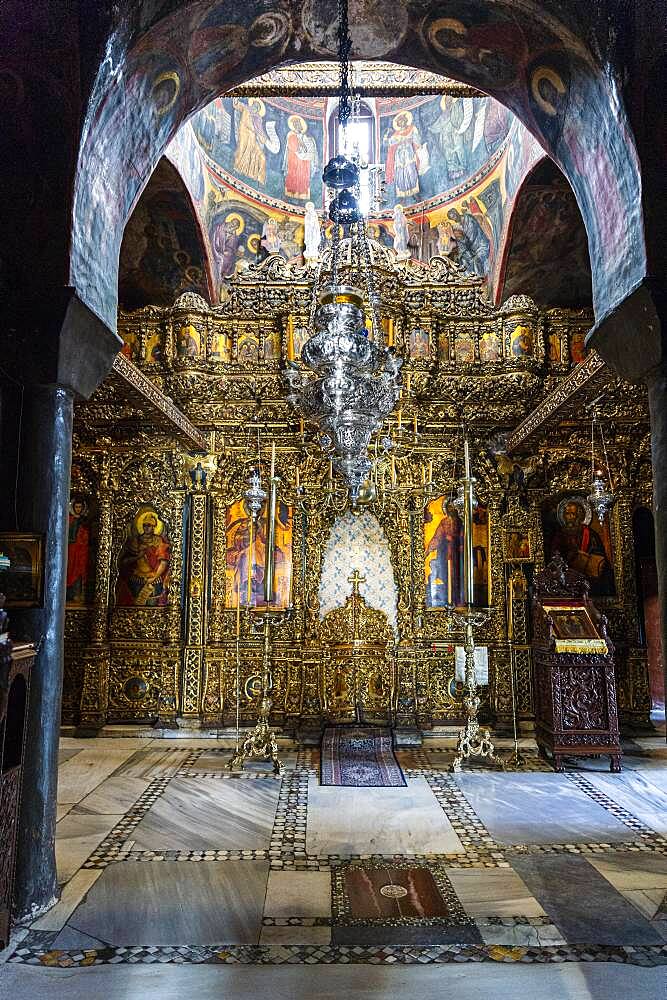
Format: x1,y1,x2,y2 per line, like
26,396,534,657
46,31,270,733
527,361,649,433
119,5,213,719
320,726,406,787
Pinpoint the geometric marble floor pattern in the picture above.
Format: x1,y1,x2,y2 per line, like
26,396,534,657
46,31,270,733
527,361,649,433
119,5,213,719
3,734,667,984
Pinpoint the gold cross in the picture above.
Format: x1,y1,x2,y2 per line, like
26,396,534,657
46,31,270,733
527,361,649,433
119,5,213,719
348,569,366,596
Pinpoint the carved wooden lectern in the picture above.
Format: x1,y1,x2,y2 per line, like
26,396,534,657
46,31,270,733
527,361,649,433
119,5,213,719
531,555,622,773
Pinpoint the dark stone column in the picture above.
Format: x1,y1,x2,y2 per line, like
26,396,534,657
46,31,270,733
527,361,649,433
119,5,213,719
0,291,122,918
12,386,73,918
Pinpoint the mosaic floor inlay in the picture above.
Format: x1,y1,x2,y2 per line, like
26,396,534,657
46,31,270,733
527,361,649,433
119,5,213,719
6,733,667,970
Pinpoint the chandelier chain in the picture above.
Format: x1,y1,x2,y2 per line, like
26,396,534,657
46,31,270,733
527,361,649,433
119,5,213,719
337,0,353,126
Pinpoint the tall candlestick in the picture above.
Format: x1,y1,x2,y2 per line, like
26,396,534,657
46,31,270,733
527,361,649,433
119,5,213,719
286,316,295,361
247,514,254,606
428,459,433,483
413,414,418,436
270,441,276,480
422,465,426,485
299,418,304,436
397,409,402,431
391,457,396,485
329,459,333,481
406,373,411,393
236,579,241,636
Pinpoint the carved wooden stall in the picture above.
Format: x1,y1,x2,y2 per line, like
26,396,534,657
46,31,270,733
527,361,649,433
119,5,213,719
62,244,653,736
532,555,622,772
0,598,34,948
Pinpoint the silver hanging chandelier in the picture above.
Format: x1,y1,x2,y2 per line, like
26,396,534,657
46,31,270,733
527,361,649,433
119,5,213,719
283,0,403,504
587,406,616,521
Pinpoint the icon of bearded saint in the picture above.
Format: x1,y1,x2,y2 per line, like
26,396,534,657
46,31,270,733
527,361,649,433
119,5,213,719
115,508,172,607
550,497,614,596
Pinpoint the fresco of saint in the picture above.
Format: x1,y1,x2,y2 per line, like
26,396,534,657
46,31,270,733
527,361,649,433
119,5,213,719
428,96,473,182
212,213,243,280
383,111,423,199
232,97,277,186
115,508,171,607
66,497,91,604
283,115,318,200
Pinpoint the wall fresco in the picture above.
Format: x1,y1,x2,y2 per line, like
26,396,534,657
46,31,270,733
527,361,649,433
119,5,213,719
500,161,592,308
118,159,210,310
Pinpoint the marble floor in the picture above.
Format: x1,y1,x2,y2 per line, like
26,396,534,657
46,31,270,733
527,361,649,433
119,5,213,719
1,733,667,998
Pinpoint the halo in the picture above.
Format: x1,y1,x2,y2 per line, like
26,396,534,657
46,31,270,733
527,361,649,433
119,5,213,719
135,509,164,535
248,97,266,116
531,66,566,116
393,109,413,130
247,233,261,253
556,496,592,528
288,113,307,133
69,497,88,516
151,71,180,116
225,212,245,234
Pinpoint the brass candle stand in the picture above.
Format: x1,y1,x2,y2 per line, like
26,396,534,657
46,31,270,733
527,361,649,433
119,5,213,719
227,607,292,776
449,434,501,772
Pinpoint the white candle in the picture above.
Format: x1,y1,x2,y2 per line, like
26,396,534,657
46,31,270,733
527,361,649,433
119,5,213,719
270,441,276,480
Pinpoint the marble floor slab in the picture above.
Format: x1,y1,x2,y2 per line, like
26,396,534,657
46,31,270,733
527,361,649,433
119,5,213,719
131,776,280,851
192,751,297,772
55,812,125,884
58,748,83,765
31,868,103,931
455,773,631,845
4,962,665,1000
306,776,464,856
586,851,667,891
114,748,189,779
476,922,566,946
446,867,547,919
583,770,667,833
62,860,269,945
509,853,665,945
57,745,139,805
259,925,332,945
622,888,667,922
70,775,151,816
264,870,331,918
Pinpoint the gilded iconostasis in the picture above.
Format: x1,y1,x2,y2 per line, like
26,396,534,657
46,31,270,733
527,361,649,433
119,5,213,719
63,66,659,736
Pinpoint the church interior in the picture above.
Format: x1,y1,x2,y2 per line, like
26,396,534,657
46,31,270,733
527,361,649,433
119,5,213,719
1,2,667,997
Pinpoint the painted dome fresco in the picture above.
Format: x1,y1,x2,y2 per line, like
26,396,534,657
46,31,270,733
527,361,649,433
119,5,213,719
188,90,513,216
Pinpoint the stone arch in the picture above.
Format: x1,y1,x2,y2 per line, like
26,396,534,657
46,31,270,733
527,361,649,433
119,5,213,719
71,1,645,332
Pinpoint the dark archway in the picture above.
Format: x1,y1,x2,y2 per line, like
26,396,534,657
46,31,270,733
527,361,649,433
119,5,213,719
497,158,592,309
119,158,213,311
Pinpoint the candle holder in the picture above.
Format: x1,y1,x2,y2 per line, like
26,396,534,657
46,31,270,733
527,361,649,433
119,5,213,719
227,608,292,776
448,432,501,772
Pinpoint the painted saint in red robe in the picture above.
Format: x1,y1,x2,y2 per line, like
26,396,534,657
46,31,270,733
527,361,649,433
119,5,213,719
66,498,91,604
283,115,318,201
